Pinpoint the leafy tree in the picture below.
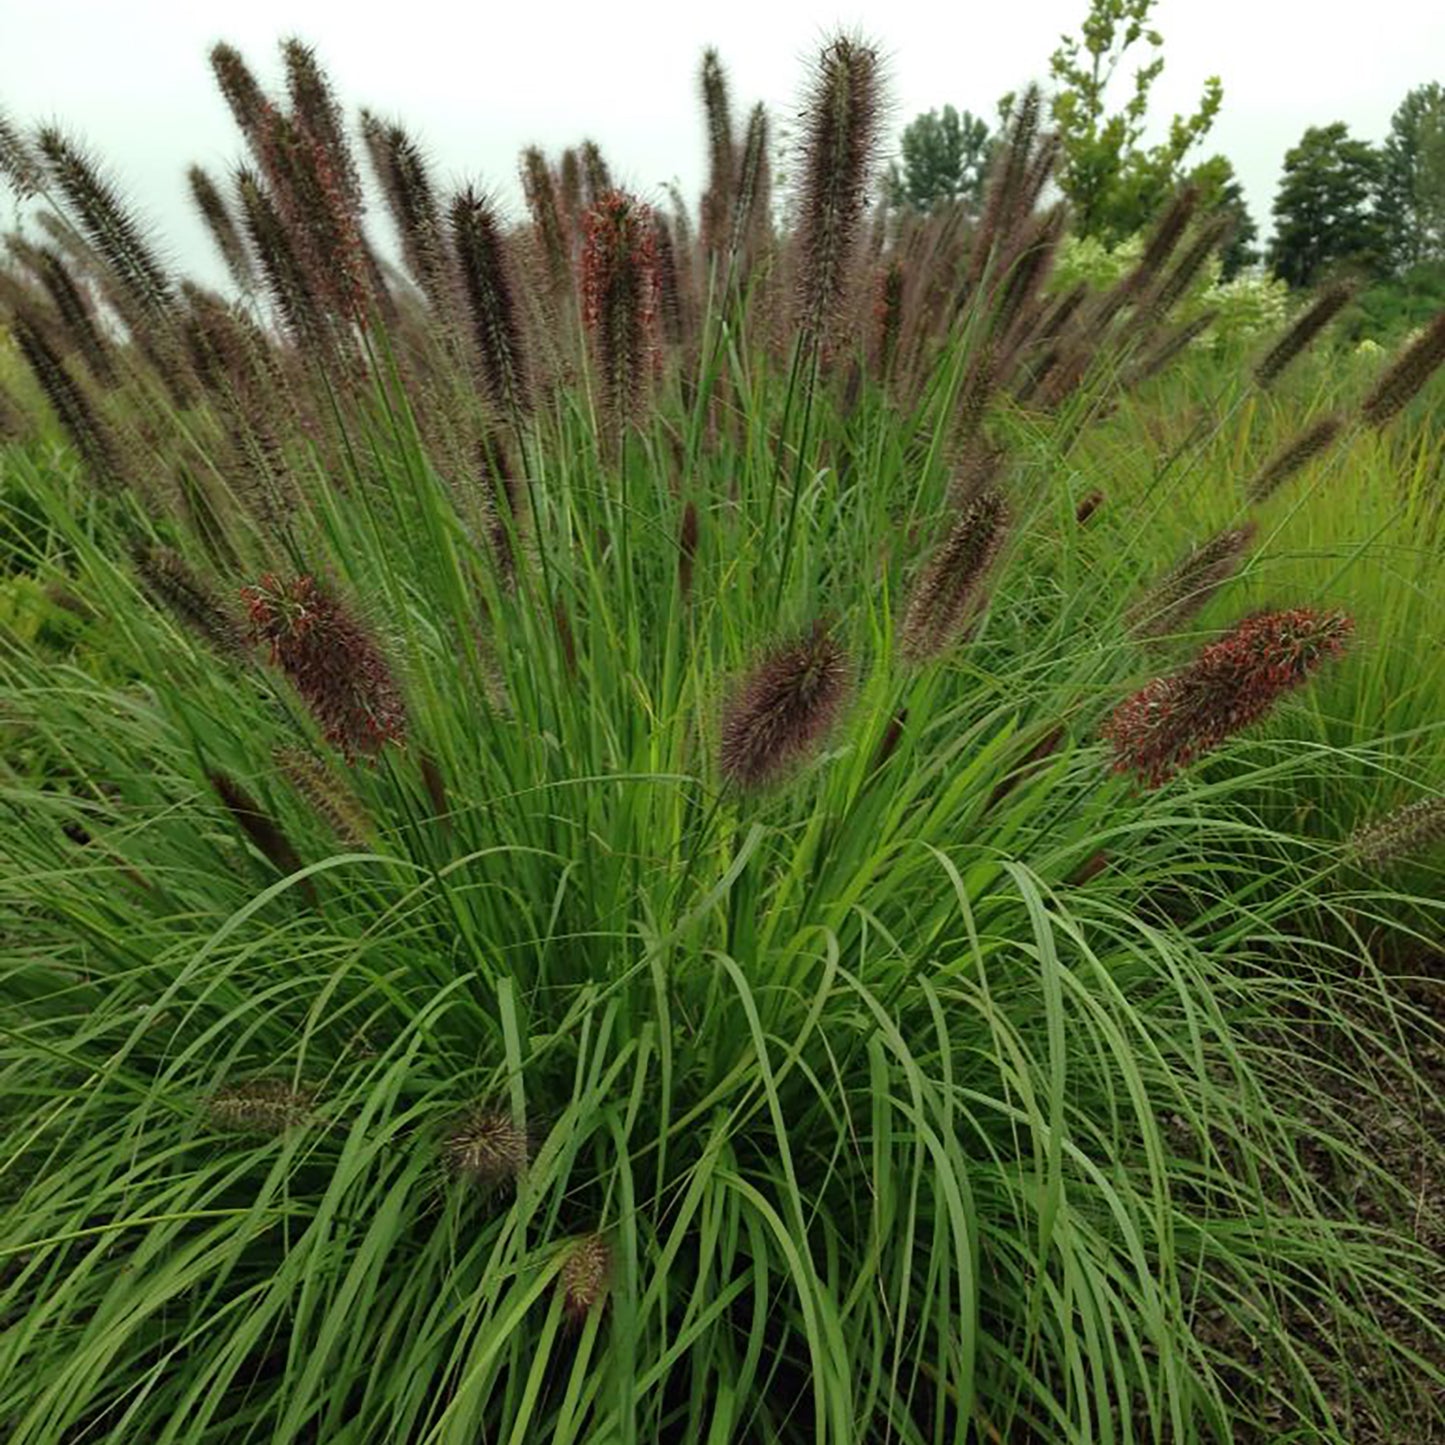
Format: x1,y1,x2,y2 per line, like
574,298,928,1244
1378,82,1445,269
1187,154,1258,278
1268,123,1386,289
1048,0,1223,243
886,105,991,213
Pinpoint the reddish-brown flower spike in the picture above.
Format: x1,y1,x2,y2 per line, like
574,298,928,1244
901,489,1009,662
581,190,659,440
1127,523,1256,641
1075,489,1105,525
1246,414,1343,503
241,574,407,760
1102,608,1352,787
720,623,852,790
794,34,882,346
1360,311,1445,429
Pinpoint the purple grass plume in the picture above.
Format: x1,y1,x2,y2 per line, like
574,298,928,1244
1360,311,1445,429
242,574,408,760
451,186,532,418
793,34,882,347
1127,524,1256,641
720,622,853,790
1254,280,1356,388
901,489,1009,662
1246,415,1343,504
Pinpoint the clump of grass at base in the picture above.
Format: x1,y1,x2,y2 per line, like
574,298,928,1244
1,29,1443,1445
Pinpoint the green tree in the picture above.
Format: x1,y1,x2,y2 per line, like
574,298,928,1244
886,105,991,213
1379,82,1445,269
1267,123,1386,289
1187,154,1258,278
1048,0,1223,243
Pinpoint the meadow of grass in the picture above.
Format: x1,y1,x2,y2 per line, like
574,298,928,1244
0,33,1443,1445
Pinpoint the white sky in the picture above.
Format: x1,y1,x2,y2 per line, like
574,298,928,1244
4,0,1444,283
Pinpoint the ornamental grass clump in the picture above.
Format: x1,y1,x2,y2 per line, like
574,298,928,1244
2,29,1445,1445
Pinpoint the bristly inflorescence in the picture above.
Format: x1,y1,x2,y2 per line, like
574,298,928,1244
206,1077,314,1135
136,546,247,657
1128,523,1256,641
442,1106,529,1193
241,574,407,760
1103,608,1353,787
451,187,532,419
1348,794,1445,869
901,489,1009,662
1246,415,1343,503
1254,279,1356,388
560,1234,612,1323
207,771,312,899
793,34,881,348
1360,311,1445,429
720,622,853,790
582,190,660,442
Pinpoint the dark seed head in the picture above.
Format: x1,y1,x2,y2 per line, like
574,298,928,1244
720,623,853,790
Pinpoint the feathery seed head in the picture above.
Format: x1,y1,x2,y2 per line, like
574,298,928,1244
561,1234,612,1323
1361,310,1445,428
207,771,312,896
720,622,853,790
188,165,256,292
901,488,1009,662
241,574,407,759
1128,523,1256,640
136,546,247,657
1246,414,1343,503
794,34,882,346
582,190,660,439
700,48,736,255
1255,280,1356,388
451,186,532,418
443,1106,528,1191
1348,795,1445,869
207,1077,313,1135
1103,608,1352,787
209,43,268,141
275,747,373,848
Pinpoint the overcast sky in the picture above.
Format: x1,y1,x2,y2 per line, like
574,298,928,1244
4,0,1444,283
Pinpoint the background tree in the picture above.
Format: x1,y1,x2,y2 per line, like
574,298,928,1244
886,105,991,213
1048,0,1223,243
1188,154,1258,278
1268,122,1385,288
1378,82,1445,270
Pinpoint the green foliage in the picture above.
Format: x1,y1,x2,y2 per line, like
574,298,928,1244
1379,81,1445,269
1268,122,1386,288
886,105,991,213
1048,0,1223,242
1353,258,1445,339
1186,153,1258,278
